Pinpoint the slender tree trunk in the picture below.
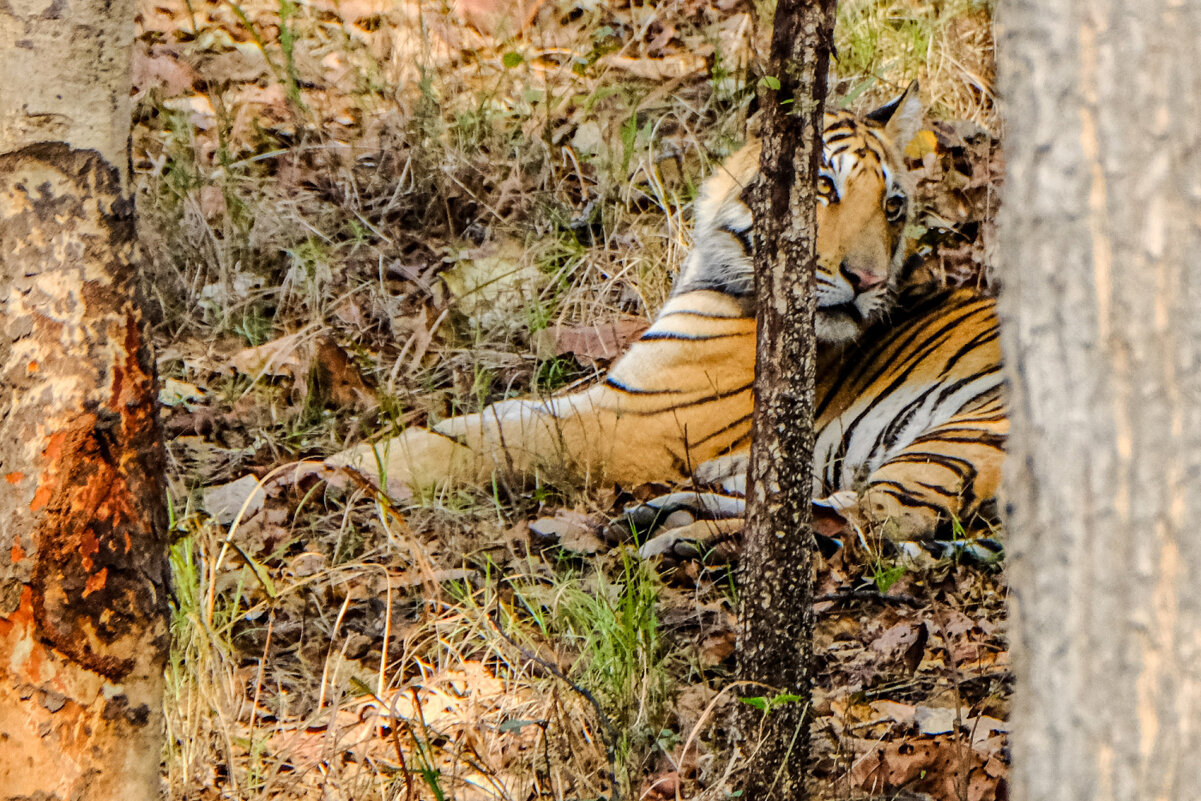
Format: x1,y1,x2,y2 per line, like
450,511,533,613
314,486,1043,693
999,2,1201,797
737,1,834,797
0,1,170,798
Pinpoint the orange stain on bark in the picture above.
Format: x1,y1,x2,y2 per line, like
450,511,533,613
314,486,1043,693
79,529,100,572
83,568,107,597
11,586,33,625
0,589,44,680
41,429,69,463
11,541,25,564
31,430,71,511
5,472,22,484
29,484,52,511
26,360,38,373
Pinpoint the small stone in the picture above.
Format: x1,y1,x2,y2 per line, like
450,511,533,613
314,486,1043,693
202,474,266,526
529,516,571,543
529,511,605,555
344,633,373,660
39,689,66,713
915,704,957,735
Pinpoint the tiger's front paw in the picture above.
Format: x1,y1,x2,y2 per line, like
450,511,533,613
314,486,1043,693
325,427,481,498
813,487,942,545
638,518,745,563
826,487,1005,565
606,491,747,545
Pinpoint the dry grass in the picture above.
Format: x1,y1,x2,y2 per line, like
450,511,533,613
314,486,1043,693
137,0,1005,797
165,497,631,800
834,0,997,128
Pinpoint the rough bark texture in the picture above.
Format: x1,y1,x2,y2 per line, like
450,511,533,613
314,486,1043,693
0,143,170,801
737,0,834,797
999,2,1201,798
0,0,169,794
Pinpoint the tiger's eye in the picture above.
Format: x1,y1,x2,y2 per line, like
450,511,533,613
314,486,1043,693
885,194,906,220
818,175,837,200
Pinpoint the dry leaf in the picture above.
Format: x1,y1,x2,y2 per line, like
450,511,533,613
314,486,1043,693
672,683,719,734
288,551,328,577
132,45,197,94
967,715,1009,749
159,377,206,408
231,83,293,139
162,94,216,129
869,699,917,727
871,620,920,655
229,332,373,410
138,0,187,33
197,185,226,220
386,568,474,591
847,734,1006,801
305,0,391,20
915,704,957,735
639,771,679,800
570,119,607,156
230,332,308,380
198,46,271,84
697,629,736,667
453,0,542,37
441,238,546,329
529,510,605,554
534,318,648,365
312,336,376,409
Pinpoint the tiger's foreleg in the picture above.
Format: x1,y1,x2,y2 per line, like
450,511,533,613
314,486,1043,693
326,395,628,495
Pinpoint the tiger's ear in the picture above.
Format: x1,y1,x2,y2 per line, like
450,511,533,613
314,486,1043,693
866,80,923,151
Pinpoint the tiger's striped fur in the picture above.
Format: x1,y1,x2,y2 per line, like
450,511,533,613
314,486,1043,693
634,288,1004,549
327,84,1007,541
813,290,1004,538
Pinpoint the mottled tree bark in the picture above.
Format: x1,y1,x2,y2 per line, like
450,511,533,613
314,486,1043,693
0,0,170,798
0,0,137,184
999,1,1201,798
737,0,835,797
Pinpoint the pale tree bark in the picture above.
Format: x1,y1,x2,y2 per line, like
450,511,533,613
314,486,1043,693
999,2,1201,798
0,0,136,184
737,0,834,797
0,0,170,798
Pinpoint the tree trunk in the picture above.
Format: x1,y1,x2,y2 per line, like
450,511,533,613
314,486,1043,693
737,0,834,797
0,1,170,798
999,2,1201,797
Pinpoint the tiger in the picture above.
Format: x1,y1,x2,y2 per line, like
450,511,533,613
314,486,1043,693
326,82,1007,547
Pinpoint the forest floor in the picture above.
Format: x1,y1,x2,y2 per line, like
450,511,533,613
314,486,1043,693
134,0,1008,797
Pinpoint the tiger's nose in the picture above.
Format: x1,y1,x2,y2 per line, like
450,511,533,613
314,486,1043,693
841,259,888,292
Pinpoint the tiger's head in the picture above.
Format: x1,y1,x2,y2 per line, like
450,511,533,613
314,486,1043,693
674,82,923,344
